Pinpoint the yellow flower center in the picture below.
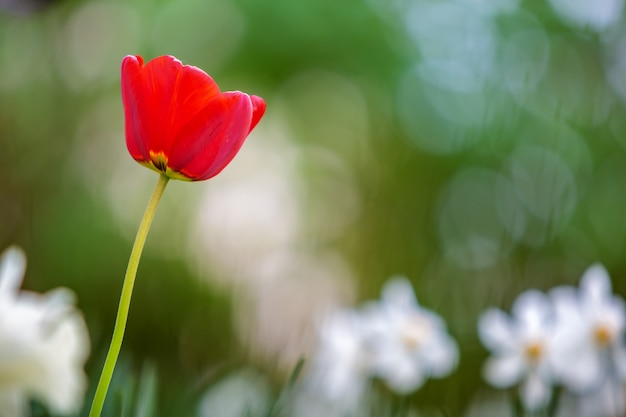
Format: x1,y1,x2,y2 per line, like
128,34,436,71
593,324,613,346
402,316,431,350
524,341,543,363
149,151,168,172
144,151,193,181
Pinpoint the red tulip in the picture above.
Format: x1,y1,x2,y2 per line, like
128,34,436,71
121,55,266,181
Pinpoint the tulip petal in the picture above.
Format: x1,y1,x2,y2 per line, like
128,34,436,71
121,55,150,162
168,92,253,180
121,55,221,164
249,95,266,133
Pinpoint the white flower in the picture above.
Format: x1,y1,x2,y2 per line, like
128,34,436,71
198,368,271,417
300,276,458,415
0,246,90,417
366,277,459,394
478,290,558,411
550,264,626,393
305,309,374,409
293,308,374,417
576,378,626,417
548,0,623,32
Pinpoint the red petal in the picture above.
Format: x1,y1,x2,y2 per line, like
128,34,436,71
121,55,221,162
167,92,253,180
249,95,266,133
121,55,150,162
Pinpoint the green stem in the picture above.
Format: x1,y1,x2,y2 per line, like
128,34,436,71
89,173,169,417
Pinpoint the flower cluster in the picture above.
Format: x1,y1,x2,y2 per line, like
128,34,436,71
478,264,626,414
0,246,90,417
302,277,458,412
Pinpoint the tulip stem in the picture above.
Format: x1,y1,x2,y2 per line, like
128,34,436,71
89,173,170,417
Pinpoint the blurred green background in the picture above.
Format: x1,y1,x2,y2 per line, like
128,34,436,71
2,0,626,415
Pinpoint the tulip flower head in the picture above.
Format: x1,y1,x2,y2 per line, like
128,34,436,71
121,55,266,181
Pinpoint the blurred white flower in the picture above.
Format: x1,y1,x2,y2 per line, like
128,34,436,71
548,0,623,32
198,368,271,417
235,250,356,372
576,378,626,417
478,290,558,411
550,264,626,393
0,246,90,417
302,276,458,409
365,277,459,394
305,309,374,410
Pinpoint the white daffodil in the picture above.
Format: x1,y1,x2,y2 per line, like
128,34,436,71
300,276,458,414
576,378,626,417
0,246,90,417
304,309,374,410
548,0,623,32
365,277,459,394
198,368,271,417
478,290,558,411
550,264,626,394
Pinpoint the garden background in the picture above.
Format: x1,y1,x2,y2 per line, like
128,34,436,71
1,0,626,415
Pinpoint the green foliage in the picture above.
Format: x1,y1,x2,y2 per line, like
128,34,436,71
2,0,626,415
